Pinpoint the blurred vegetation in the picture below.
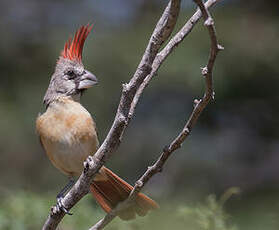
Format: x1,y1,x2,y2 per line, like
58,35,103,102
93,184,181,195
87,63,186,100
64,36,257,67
1,0,279,229
0,188,240,230
177,187,240,230
1,187,279,230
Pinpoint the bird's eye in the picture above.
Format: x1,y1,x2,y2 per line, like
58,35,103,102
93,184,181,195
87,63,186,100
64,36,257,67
66,70,76,79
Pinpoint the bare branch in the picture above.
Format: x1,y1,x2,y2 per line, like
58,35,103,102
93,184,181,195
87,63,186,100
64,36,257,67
42,1,181,229
42,0,224,229
89,212,116,230
89,0,223,229
129,0,222,116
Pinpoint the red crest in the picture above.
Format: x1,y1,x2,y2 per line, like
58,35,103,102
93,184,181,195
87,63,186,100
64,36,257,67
61,24,93,62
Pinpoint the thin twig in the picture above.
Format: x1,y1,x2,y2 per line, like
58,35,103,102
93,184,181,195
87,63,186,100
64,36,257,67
89,0,223,229
129,0,222,117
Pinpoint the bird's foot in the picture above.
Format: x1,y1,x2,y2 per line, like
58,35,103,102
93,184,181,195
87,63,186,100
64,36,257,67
54,196,73,215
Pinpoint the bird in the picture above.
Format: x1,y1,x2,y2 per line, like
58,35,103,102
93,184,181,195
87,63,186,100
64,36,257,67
36,24,158,220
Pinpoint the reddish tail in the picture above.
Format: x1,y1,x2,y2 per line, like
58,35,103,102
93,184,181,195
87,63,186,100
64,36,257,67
90,167,159,220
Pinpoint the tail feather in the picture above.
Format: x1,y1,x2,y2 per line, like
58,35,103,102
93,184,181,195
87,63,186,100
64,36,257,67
90,167,159,220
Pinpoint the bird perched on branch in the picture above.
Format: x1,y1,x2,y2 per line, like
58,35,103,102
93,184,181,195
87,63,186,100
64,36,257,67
36,24,158,220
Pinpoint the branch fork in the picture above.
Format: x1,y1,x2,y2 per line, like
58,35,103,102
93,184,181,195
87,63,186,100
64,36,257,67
42,0,224,229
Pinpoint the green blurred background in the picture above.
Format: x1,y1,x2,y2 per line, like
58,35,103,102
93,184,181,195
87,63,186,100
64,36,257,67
0,0,279,229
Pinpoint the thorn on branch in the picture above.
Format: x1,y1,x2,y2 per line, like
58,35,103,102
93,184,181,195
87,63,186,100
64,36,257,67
212,91,215,100
183,127,190,134
217,44,224,51
204,17,214,26
194,99,201,107
201,66,208,76
122,83,129,93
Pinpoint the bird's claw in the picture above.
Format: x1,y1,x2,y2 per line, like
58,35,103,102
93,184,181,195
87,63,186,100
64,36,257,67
56,196,73,215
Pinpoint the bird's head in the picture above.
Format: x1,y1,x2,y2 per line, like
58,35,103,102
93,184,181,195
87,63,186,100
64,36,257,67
43,25,98,106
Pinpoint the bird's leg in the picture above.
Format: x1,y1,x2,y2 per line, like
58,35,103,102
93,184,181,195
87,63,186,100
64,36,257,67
56,177,75,215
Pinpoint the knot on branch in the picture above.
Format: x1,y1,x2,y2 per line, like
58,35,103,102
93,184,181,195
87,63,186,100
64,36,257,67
201,66,208,76
135,180,144,188
193,99,201,107
183,127,190,134
50,206,60,216
122,83,129,94
83,155,94,173
204,17,214,26
118,114,128,125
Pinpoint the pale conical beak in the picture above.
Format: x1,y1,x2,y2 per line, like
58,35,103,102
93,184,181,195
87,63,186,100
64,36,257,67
78,70,98,89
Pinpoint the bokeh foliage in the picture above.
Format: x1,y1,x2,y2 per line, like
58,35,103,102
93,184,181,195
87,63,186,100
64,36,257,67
0,189,239,230
0,0,279,229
